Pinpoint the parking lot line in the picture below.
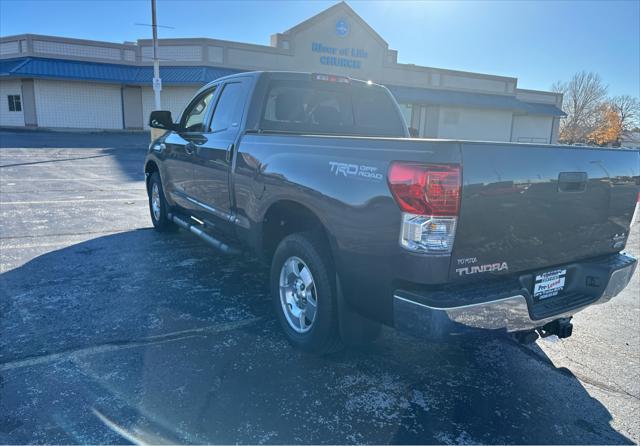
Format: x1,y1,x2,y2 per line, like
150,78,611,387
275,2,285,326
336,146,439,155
0,178,138,182
0,317,263,372
0,154,111,168
0,198,143,205
5,188,147,194
0,228,146,244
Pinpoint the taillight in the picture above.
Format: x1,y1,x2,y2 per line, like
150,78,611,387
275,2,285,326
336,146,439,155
387,162,461,254
388,163,460,216
313,73,350,83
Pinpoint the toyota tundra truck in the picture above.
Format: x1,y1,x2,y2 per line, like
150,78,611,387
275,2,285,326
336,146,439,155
144,71,639,353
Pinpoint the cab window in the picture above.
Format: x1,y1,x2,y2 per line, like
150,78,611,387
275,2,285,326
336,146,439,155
209,81,249,134
181,87,216,132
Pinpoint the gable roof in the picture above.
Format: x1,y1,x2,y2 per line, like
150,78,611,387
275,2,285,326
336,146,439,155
282,2,388,48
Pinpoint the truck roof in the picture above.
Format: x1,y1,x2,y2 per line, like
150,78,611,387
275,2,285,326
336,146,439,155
200,70,384,90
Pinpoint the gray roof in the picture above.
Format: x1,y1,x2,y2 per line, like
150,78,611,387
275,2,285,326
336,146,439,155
388,85,565,117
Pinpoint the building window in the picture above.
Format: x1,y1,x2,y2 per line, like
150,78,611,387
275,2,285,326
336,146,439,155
8,95,22,112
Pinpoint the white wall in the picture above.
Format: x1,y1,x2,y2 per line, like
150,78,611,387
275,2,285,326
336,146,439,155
437,107,512,142
0,79,25,127
440,74,508,94
141,86,198,129
397,103,412,129
0,41,21,56
511,115,552,143
33,39,122,61
141,45,202,62
516,90,559,105
34,80,123,129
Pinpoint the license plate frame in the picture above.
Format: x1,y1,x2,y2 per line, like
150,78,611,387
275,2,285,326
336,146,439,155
533,268,567,300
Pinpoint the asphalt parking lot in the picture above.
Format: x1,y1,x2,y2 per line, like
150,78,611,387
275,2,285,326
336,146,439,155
1,129,639,444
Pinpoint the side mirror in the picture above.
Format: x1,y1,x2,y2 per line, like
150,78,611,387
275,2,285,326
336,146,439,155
408,127,419,138
149,110,178,131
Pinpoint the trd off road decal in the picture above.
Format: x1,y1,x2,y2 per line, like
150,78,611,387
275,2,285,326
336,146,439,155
329,161,383,181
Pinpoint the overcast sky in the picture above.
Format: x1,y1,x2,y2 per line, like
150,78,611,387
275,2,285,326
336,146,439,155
1,0,638,97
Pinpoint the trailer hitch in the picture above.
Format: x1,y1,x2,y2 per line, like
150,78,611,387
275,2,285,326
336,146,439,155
539,317,573,339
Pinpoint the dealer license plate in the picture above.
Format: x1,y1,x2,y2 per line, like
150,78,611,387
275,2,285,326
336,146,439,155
533,269,567,300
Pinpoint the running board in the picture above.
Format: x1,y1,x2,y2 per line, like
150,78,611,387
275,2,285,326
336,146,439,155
168,213,240,255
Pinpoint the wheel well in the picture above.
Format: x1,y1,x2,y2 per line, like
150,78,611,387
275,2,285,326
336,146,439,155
262,200,332,261
144,160,158,191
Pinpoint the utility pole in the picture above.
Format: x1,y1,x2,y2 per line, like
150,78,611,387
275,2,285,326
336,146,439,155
151,0,161,111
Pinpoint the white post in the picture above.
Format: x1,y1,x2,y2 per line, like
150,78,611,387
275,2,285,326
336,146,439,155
151,0,161,110
150,0,164,141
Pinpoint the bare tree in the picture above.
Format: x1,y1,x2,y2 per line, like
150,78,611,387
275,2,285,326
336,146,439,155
552,71,608,143
609,95,640,135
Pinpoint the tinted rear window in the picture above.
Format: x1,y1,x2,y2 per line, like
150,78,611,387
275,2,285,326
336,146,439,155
260,80,406,137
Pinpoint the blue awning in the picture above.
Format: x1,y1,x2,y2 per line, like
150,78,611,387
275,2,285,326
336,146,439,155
0,57,241,85
387,84,565,117
0,58,30,75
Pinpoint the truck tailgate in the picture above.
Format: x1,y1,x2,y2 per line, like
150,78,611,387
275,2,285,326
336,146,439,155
451,143,639,280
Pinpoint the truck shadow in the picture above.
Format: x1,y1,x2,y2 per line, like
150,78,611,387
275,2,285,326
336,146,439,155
0,129,150,150
0,228,634,444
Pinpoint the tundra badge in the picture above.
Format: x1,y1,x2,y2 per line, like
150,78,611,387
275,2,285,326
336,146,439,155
456,262,509,276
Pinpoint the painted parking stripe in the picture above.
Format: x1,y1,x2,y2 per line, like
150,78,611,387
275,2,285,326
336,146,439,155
0,198,144,205
5,188,146,193
0,178,143,182
0,317,264,371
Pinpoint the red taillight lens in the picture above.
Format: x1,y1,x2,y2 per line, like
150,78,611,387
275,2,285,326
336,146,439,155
313,73,350,83
387,162,461,216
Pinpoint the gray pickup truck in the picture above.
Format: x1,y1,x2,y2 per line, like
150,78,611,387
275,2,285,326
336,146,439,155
145,71,639,353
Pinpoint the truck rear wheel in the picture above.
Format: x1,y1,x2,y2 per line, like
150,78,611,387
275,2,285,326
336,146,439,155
270,232,342,354
147,172,174,232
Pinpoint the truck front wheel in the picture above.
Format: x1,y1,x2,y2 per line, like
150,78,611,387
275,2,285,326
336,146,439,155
147,172,174,232
270,233,342,354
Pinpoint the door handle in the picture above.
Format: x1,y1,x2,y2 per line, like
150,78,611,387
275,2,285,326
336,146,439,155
185,143,196,155
226,143,234,163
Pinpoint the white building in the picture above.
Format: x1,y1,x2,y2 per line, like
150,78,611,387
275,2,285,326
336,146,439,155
0,2,564,143
620,130,640,149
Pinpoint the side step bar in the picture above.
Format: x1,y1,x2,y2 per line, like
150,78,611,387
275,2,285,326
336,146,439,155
168,213,240,255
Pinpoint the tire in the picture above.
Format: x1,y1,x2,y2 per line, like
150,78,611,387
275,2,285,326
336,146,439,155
147,171,174,232
270,232,343,354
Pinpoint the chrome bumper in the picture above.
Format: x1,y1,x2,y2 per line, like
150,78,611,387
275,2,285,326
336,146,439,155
394,254,637,336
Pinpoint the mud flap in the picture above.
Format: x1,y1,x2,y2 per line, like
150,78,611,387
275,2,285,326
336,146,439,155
336,273,382,346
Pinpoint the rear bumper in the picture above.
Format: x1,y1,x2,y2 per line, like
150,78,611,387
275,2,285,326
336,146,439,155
393,253,637,337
